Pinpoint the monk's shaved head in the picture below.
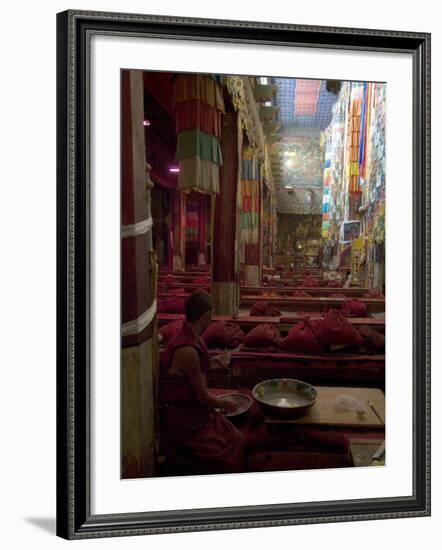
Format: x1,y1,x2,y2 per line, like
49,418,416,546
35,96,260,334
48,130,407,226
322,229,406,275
185,291,212,322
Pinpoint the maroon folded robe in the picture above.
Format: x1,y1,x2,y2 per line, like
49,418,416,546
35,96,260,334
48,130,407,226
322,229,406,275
159,322,246,475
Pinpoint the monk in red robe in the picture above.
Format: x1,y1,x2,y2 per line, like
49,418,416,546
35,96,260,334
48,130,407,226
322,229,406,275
159,291,246,475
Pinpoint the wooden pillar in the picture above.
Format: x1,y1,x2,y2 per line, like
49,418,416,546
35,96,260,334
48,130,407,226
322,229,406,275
212,112,241,315
267,187,274,268
172,191,186,270
121,69,157,479
244,172,261,287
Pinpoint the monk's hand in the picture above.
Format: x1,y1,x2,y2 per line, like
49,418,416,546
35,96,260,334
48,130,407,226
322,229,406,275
219,397,237,414
212,353,231,369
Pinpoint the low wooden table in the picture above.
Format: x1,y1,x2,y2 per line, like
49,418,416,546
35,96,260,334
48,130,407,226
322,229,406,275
264,386,385,429
349,438,385,467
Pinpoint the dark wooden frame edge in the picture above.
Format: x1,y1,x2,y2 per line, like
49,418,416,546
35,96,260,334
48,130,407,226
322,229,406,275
56,9,431,540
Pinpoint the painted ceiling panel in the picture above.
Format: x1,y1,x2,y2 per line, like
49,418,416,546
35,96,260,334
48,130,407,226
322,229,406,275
275,78,338,129
293,79,321,115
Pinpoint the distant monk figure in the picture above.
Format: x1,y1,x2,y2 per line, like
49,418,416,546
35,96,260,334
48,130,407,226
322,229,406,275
159,291,246,475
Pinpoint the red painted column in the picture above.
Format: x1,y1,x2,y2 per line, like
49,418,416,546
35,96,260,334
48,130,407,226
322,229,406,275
212,112,241,314
121,71,153,345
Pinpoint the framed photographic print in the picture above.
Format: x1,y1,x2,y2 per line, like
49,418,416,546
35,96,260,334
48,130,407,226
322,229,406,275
56,9,431,539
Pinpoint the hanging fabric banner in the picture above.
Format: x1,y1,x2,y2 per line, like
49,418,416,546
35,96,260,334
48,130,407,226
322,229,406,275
240,148,260,245
347,85,363,194
177,156,220,194
173,73,226,113
185,194,199,242
176,128,223,165
174,74,224,195
175,99,223,139
198,193,208,255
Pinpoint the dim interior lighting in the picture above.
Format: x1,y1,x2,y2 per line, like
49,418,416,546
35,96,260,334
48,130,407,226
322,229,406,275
169,167,180,173
143,119,151,126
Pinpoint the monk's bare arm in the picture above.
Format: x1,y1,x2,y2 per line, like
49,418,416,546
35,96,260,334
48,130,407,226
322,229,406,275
172,347,234,410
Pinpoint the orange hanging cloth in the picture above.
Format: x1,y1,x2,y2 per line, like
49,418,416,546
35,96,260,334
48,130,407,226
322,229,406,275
347,92,362,194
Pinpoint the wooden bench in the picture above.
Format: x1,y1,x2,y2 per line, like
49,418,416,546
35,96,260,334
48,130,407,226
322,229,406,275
206,351,385,389
241,286,370,297
240,295,385,314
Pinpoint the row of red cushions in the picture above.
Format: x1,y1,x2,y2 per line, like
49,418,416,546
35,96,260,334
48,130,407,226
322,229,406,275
159,311,384,352
250,302,281,317
249,299,368,318
284,310,384,351
159,320,245,349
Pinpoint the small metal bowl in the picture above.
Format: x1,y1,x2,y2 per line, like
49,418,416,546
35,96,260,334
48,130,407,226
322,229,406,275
252,378,317,419
217,393,253,418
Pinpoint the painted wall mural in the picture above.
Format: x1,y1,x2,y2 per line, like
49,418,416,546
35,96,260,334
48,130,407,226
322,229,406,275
279,130,324,189
276,187,323,215
275,213,322,256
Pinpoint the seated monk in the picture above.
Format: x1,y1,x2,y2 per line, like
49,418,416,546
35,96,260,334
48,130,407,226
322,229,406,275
159,291,246,475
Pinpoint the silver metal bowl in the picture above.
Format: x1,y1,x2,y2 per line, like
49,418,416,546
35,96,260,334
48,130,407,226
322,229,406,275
217,393,252,418
252,378,317,419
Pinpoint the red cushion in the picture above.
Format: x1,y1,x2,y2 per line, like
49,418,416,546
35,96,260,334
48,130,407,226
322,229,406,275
359,325,385,351
303,276,319,287
364,288,384,298
202,321,244,349
283,320,324,353
164,296,185,313
242,323,282,350
318,309,364,346
292,290,311,297
342,299,368,317
157,297,166,313
192,276,210,285
250,301,281,317
327,280,341,288
158,320,183,344
169,287,187,295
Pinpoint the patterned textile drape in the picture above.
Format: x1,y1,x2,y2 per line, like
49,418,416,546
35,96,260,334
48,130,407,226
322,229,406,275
185,194,199,242
198,193,208,254
173,74,225,194
321,128,332,237
347,85,364,194
172,193,187,257
240,148,260,245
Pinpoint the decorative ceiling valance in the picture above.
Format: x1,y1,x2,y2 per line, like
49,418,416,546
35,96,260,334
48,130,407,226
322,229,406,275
225,76,265,156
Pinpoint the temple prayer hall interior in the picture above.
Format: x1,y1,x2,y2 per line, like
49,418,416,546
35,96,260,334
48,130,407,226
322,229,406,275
121,71,386,479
